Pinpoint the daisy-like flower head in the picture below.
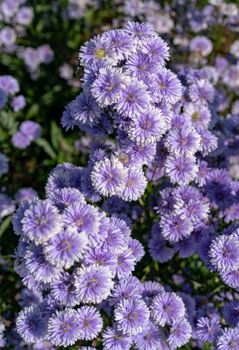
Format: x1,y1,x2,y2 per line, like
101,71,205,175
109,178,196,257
183,102,211,129
160,213,193,242
120,166,147,201
109,275,142,305
71,92,101,125
116,79,152,118
151,292,186,326
51,272,79,307
142,36,169,65
47,187,85,212
102,326,133,350
21,199,62,244
134,321,164,350
124,21,155,44
167,319,192,349
165,154,198,186
74,264,113,304
44,227,89,269
114,298,150,336
16,306,48,344
128,107,167,145
91,66,127,107
209,233,239,273
216,327,239,350
196,316,221,343
77,306,103,340
91,157,127,197
47,308,81,347
152,68,182,104
102,29,135,60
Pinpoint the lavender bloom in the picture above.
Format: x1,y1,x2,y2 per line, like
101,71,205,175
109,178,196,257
0,26,16,46
114,298,150,335
15,6,34,25
223,301,239,327
103,29,135,60
168,319,192,349
109,276,142,305
103,326,132,350
134,321,164,350
160,214,193,242
21,200,62,244
91,157,127,197
12,132,31,149
11,95,26,111
77,306,103,340
217,328,239,350
16,306,48,343
74,264,113,303
44,228,88,268
121,167,147,201
71,92,101,124
165,154,198,185
165,125,201,156
51,272,79,307
152,68,182,104
196,316,221,343
20,121,42,142
0,193,15,219
15,188,37,203
47,309,81,347
190,36,213,56
0,75,19,95
209,233,239,272
0,153,9,177
38,45,54,64
151,292,186,326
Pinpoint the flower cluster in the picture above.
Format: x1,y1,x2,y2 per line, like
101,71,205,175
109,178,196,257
12,121,42,149
0,75,25,112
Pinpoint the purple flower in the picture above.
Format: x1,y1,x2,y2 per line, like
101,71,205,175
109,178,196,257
142,36,169,65
151,68,182,104
151,292,186,326
16,306,48,343
128,107,167,144
51,272,79,307
21,200,62,244
74,264,113,303
103,29,135,60
77,306,103,340
126,50,159,79
116,79,152,118
148,224,175,262
217,328,239,350
0,27,16,46
114,298,150,335
134,321,164,350
0,193,15,219
38,45,54,64
223,301,239,327
196,316,221,343
20,121,42,142
11,95,26,112
44,228,89,268
183,102,211,129
91,157,127,197
168,319,192,349
48,188,85,212
15,6,34,25
63,202,100,237
120,167,147,201
15,187,37,203
12,131,31,149
209,233,239,272
160,214,193,242
124,21,155,43
116,248,136,278
221,268,239,289
128,238,144,262
0,75,19,95
165,154,198,186
71,92,101,125
91,66,126,107
103,326,132,350
84,247,117,273
47,309,81,347
109,276,142,305
166,125,201,156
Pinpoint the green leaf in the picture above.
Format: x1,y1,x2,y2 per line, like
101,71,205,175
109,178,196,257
0,216,12,238
35,137,57,159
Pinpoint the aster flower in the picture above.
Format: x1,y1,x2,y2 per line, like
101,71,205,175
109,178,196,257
126,50,160,79
142,36,169,65
71,92,101,125
217,327,239,350
102,326,133,350
21,200,62,244
183,102,211,129
25,244,60,284
148,225,175,262
84,246,117,273
134,321,164,350
128,107,167,144
167,319,192,349
91,66,127,107
196,316,221,343
223,301,239,327
197,128,218,155
16,306,48,344
151,292,186,326
189,36,213,57
114,298,150,336
0,75,19,95
15,187,37,203
151,68,182,104
77,306,103,340
79,35,113,68
165,125,201,156
128,238,144,262
120,167,147,201
209,233,239,272
103,29,135,60
20,121,42,142
189,79,214,104
48,188,85,211
74,264,113,303
116,248,136,278
165,154,198,186
91,157,127,197
12,131,31,149
63,202,100,237
47,309,81,347
116,79,152,118
44,228,89,268
124,21,155,43
51,272,79,307
109,276,142,305
160,213,193,242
